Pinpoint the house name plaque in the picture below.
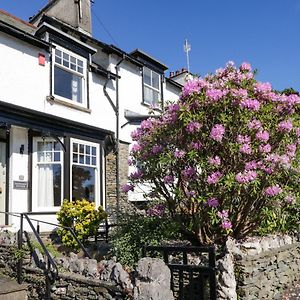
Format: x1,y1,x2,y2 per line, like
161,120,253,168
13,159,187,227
13,181,28,190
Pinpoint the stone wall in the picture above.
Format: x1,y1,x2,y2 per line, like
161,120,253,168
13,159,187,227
0,231,130,299
217,235,300,300
105,141,132,217
0,231,173,300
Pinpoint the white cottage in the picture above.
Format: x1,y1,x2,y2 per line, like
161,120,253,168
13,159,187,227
0,0,182,231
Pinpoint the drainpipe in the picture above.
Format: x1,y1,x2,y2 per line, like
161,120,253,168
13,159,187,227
114,55,126,216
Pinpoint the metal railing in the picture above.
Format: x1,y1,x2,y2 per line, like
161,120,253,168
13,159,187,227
0,211,94,299
143,245,217,300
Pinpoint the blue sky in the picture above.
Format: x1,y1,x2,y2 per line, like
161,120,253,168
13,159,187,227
1,0,299,90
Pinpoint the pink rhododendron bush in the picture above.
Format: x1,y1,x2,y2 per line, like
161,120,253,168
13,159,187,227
125,62,300,245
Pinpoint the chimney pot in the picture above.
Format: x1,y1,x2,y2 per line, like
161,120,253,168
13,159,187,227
176,70,180,75
170,72,174,77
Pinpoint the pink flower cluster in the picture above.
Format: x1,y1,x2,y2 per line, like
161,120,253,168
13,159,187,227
239,143,252,155
206,89,225,102
248,119,262,130
278,119,293,132
152,144,163,154
186,121,202,133
285,195,295,204
182,78,207,98
206,197,219,207
240,62,252,71
174,149,186,158
190,141,202,150
237,135,251,144
208,156,221,166
259,144,271,153
210,124,225,142
129,169,143,180
254,82,272,93
264,185,282,197
235,170,257,184
240,98,260,111
207,171,222,184
217,210,232,230
163,175,174,184
256,130,269,142
122,184,134,193
182,166,197,179
146,204,166,218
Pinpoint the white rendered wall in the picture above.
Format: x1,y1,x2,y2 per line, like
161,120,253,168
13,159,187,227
0,32,49,111
8,126,29,228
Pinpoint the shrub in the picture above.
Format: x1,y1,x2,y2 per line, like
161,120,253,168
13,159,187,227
124,61,300,245
111,213,181,267
57,199,107,249
257,196,300,235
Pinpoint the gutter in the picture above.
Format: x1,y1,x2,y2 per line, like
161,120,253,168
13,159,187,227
0,21,50,50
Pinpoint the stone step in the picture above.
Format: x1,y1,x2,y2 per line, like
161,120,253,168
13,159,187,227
0,276,28,300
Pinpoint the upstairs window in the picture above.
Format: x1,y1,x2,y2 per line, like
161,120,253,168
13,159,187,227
143,67,161,107
53,47,86,105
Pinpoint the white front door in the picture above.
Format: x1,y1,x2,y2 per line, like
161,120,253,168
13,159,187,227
0,142,6,225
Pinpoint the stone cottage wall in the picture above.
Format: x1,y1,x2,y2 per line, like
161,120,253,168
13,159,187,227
105,141,131,217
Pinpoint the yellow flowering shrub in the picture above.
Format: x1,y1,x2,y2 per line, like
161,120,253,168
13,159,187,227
57,199,107,249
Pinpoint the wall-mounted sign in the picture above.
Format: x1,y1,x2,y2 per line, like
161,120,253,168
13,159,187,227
13,181,28,190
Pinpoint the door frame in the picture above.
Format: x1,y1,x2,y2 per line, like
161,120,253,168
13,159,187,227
0,127,10,225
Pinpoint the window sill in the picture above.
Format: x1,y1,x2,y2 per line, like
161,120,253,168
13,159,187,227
46,96,91,113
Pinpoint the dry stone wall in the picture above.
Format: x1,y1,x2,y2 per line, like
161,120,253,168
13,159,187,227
217,235,300,300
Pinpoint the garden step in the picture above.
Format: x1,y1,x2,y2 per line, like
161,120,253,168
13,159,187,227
0,276,28,300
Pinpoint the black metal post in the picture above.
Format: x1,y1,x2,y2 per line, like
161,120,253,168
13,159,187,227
209,247,217,300
17,213,23,284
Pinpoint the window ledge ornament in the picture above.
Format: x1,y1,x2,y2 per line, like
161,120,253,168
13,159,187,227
46,95,91,113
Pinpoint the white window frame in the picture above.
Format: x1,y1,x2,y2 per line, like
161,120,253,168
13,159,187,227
52,45,87,107
70,139,100,206
32,137,64,212
143,67,161,107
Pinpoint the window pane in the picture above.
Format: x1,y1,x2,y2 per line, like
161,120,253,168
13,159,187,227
73,143,78,153
152,72,160,90
92,147,96,156
79,155,84,164
86,156,90,165
63,53,69,67
79,144,84,154
37,164,61,207
86,146,90,155
37,142,44,152
54,66,82,103
73,153,78,163
72,165,95,202
54,152,60,162
55,49,62,58
143,68,151,86
55,56,62,64
37,152,44,162
144,86,153,104
53,142,60,151
92,157,96,166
